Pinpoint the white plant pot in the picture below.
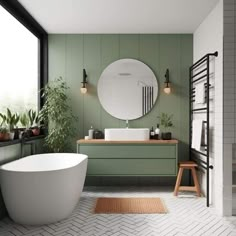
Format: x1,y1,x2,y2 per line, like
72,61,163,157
19,131,23,140
9,132,15,140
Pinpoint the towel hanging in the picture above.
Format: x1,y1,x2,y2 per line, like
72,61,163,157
191,119,203,151
195,82,205,104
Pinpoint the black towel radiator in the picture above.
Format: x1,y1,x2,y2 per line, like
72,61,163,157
189,51,218,207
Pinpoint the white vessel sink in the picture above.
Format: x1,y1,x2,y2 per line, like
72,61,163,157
105,128,150,141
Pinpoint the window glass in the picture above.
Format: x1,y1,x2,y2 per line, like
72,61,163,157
0,5,38,114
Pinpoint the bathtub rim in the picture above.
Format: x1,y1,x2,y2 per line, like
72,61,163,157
0,153,88,173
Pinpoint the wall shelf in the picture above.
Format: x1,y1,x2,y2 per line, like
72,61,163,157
0,135,45,148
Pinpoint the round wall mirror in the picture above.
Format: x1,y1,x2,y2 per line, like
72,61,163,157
97,59,158,120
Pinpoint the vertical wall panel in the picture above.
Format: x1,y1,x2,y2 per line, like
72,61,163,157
48,35,66,80
159,35,181,138
100,35,120,129
66,35,84,147
139,35,160,129
119,34,140,127
83,35,102,136
180,35,193,162
119,34,139,59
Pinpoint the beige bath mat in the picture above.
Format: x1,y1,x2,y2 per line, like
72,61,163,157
94,197,168,214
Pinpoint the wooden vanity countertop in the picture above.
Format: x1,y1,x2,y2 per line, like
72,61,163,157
77,139,178,144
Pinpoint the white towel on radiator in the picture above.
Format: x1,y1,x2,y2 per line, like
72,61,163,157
192,120,203,151
195,82,205,104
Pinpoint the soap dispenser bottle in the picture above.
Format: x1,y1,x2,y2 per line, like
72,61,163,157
154,124,160,139
150,126,155,139
88,126,94,139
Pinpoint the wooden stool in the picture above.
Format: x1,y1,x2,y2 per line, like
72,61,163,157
174,161,201,197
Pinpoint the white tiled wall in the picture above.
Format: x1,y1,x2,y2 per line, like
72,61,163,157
194,0,224,215
194,0,236,216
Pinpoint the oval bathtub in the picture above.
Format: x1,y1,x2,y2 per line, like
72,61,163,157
0,153,88,225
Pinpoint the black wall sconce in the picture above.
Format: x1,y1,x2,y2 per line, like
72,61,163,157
81,69,87,94
164,69,171,94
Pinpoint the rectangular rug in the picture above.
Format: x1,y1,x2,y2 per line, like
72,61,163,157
94,197,167,214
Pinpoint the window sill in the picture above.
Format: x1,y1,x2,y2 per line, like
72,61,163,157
0,135,45,148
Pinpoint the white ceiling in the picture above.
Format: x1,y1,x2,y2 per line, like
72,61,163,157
18,0,219,34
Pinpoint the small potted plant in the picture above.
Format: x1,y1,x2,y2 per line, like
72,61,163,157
0,127,9,141
28,109,41,136
20,112,32,138
0,113,9,141
5,109,19,140
160,112,174,140
12,113,20,139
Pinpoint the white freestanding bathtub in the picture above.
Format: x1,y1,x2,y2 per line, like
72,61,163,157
0,153,88,225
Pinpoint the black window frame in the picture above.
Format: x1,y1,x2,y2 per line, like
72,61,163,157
0,0,48,109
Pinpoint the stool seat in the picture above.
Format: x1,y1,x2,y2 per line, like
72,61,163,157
179,161,198,168
174,161,201,197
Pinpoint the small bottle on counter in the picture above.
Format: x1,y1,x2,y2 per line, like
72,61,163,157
88,126,94,139
154,124,160,139
150,126,155,139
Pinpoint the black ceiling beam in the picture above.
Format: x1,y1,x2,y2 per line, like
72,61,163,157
0,0,47,38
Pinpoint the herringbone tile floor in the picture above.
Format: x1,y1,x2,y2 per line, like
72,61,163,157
0,187,236,236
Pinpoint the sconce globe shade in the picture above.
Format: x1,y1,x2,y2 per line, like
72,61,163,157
80,87,87,94
164,87,171,94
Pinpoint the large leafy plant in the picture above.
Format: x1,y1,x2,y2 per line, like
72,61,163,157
40,77,78,152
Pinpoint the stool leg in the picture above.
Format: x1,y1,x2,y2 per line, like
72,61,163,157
191,167,201,197
174,167,183,196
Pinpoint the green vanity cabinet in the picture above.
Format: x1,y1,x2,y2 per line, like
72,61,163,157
77,140,178,176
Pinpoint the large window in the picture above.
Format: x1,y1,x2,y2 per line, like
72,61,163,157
0,5,39,113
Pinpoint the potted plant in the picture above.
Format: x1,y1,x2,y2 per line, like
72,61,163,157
5,109,19,140
12,113,20,139
40,77,78,152
28,109,41,136
20,112,32,138
0,114,9,141
159,112,174,140
32,115,41,136
0,127,9,141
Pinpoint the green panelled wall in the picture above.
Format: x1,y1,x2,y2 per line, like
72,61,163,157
48,34,193,184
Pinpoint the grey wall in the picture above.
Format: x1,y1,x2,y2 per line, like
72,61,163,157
223,0,235,216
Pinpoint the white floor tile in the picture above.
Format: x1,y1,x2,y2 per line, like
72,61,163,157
0,187,235,236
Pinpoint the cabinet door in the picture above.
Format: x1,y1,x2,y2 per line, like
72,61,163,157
80,144,176,159
87,159,176,176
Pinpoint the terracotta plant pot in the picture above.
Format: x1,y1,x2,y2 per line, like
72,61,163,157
0,132,5,141
4,133,10,141
32,127,40,136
